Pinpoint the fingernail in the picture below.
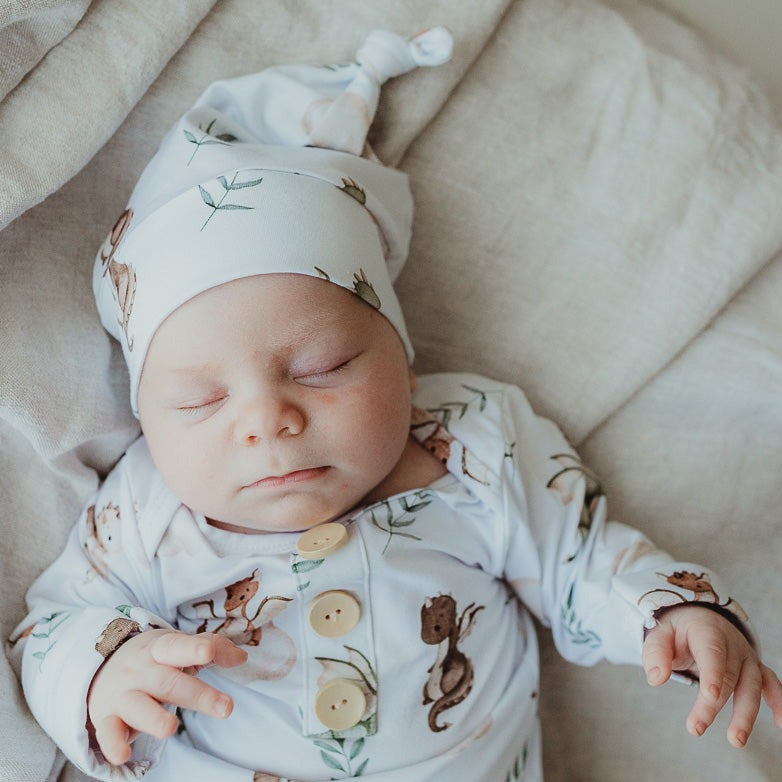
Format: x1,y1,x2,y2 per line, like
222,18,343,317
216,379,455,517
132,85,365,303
215,696,231,718
694,721,706,736
735,730,748,746
646,667,661,685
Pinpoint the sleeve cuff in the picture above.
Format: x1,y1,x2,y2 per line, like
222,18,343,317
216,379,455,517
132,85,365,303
23,606,172,781
613,561,755,649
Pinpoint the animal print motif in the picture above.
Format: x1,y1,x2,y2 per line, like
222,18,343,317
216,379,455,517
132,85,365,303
99,208,133,276
420,594,484,732
83,502,122,577
191,570,296,680
638,570,749,625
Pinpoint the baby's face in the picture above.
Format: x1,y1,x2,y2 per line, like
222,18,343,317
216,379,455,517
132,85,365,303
137,273,414,534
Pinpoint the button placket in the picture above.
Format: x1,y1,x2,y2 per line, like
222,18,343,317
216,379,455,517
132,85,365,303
291,522,377,738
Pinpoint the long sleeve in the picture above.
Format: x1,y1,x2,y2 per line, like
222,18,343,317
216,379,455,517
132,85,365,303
498,383,751,666
10,458,174,781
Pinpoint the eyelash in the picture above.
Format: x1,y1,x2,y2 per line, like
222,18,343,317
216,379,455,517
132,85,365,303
297,360,352,384
177,396,226,415
175,360,352,414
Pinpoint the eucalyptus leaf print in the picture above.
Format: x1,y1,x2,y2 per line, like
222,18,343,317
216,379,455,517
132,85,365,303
291,555,325,592
319,62,353,72
184,117,238,165
503,743,528,782
426,384,503,430
561,583,601,648
368,491,432,554
29,611,71,671
199,172,264,231
314,736,370,778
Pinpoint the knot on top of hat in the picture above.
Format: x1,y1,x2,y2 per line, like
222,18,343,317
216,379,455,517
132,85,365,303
307,26,453,156
356,27,453,84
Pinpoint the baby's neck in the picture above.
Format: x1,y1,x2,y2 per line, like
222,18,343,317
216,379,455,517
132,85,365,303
361,435,447,504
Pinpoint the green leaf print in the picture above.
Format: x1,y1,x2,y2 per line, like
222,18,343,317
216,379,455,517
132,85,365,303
291,556,325,593
320,62,353,72
315,648,377,695
291,558,325,573
217,174,264,190
503,742,528,781
30,611,71,670
184,118,237,165
560,584,601,648
369,491,432,554
428,384,503,430
199,185,216,208
199,172,263,231
316,736,370,778
319,749,345,772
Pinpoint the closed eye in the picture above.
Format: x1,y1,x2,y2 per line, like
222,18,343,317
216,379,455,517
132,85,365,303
176,394,228,416
294,359,353,387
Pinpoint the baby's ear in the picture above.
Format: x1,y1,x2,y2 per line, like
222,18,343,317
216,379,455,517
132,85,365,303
408,367,417,393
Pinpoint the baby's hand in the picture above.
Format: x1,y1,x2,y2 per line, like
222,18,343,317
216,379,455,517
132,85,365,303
642,606,782,746
87,629,248,766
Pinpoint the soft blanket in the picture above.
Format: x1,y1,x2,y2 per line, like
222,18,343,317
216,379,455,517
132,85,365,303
2,1,781,780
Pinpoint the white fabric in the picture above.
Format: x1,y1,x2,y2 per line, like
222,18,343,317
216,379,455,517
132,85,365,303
94,28,453,414
3,1,782,780
12,374,746,782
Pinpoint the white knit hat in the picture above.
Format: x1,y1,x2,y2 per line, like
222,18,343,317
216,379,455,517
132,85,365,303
93,28,453,415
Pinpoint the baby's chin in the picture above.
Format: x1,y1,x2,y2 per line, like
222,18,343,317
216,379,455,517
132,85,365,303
203,499,361,535
205,515,341,535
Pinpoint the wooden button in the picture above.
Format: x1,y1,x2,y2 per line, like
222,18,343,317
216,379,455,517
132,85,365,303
314,679,366,731
309,591,360,638
296,522,348,559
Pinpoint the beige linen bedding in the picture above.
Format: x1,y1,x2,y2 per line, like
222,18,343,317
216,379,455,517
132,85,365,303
2,1,781,780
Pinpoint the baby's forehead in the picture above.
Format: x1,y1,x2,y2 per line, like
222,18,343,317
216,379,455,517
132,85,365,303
184,272,374,320
151,273,378,353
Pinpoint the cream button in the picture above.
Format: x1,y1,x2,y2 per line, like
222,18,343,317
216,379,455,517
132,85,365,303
314,679,366,731
296,522,348,559
309,591,360,638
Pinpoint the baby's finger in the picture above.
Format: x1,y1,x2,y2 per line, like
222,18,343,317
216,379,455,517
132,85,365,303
146,664,233,719
726,659,763,747
691,626,732,700
92,713,133,766
207,634,249,669
641,622,675,686
761,664,782,728
150,632,246,670
116,689,179,740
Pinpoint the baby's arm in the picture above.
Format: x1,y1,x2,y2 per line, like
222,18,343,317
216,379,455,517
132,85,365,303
642,606,782,747
10,454,236,778
88,628,246,765
494,381,782,743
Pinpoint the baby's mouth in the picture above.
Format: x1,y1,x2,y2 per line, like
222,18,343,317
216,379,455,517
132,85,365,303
242,466,330,490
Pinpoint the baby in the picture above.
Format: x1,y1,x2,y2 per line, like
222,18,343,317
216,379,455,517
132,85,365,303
11,28,782,782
